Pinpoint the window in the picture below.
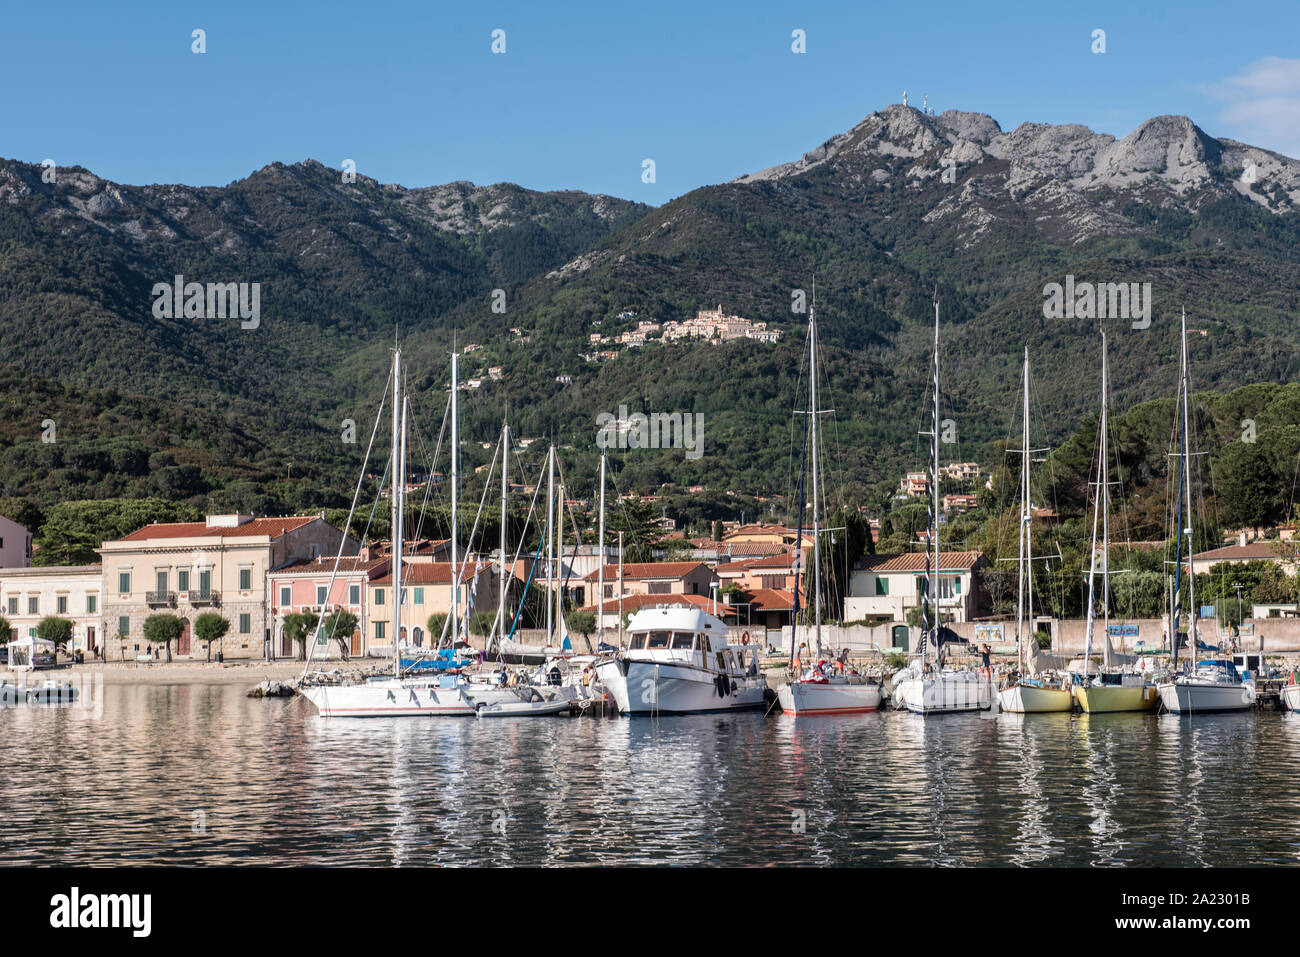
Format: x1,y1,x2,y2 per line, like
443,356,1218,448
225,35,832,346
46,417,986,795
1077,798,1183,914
316,585,327,605
239,568,252,591
239,613,251,635
27,596,38,614
375,620,386,639
628,634,646,650
178,569,190,592
119,571,131,594
198,569,211,595
604,585,613,598
56,595,67,614
671,632,695,649
761,575,784,590
156,570,168,593
86,594,97,614
413,587,424,604
279,586,291,607
647,631,671,648
6,597,15,615
875,576,889,596
118,616,130,637
375,588,385,606
349,584,360,605
648,582,671,595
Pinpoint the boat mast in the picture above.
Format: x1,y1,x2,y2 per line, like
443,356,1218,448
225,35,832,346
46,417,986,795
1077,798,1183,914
928,296,940,668
1100,333,1111,670
546,446,555,642
390,348,402,677
1083,335,1105,676
1024,349,1035,657
450,351,459,648
498,418,509,651
556,478,565,644
809,297,822,658
1017,347,1029,674
598,453,606,647
1181,309,1197,667
617,531,624,649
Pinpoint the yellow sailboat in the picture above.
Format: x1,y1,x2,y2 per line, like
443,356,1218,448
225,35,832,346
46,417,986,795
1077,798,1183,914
1070,332,1157,714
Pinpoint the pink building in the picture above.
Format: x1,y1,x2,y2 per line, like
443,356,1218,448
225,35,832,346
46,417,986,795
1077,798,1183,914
268,550,390,659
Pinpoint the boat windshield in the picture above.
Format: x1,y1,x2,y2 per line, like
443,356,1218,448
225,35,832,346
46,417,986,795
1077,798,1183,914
671,632,695,649
628,634,647,650
646,631,671,649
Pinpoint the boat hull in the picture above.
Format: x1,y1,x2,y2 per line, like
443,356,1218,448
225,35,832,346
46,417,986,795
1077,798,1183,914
998,683,1074,713
1158,680,1255,714
596,659,767,715
896,673,992,714
1282,683,1300,713
776,679,882,716
1073,684,1159,713
476,698,572,717
301,679,475,717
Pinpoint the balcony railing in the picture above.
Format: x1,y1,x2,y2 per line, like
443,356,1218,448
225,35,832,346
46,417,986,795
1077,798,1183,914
187,591,220,606
145,591,177,607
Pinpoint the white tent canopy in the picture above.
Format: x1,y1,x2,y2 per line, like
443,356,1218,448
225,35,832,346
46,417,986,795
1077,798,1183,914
7,636,55,671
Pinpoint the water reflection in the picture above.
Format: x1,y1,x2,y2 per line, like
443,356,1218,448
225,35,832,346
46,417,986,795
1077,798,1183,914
2,685,1298,865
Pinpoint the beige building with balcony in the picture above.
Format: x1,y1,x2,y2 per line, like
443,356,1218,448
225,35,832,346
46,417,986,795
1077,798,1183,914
98,514,357,661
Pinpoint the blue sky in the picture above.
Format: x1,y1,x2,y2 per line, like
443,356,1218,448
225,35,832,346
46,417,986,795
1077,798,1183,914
2,0,1298,204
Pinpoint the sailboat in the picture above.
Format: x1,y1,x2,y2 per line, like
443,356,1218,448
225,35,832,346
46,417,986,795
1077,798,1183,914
776,295,882,715
301,348,476,717
999,348,1074,713
1073,332,1159,713
892,298,992,715
1157,311,1256,714
495,445,575,664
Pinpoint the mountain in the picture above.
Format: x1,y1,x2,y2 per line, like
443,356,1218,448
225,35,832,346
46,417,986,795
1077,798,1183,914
2,104,1299,531
0,158,646,510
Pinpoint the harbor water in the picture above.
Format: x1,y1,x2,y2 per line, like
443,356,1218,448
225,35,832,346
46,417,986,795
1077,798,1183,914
3,683,1299,866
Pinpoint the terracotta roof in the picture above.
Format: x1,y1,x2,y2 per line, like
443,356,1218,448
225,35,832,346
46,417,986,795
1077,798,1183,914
117,516,319,542
745,549,804,569
714,557,762,575
275,556,388,575
583,561,707,582
580,593,736,617
747,588,795,611
372,561,487,586
865,551,987,572
1192,543,1287,561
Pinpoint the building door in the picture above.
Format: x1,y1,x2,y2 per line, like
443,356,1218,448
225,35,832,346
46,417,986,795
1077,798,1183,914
280,624,294,658
178,619,191,656
350,630,363,657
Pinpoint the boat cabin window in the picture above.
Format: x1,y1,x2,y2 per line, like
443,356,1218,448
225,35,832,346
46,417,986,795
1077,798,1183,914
629,634,647,650
671,632,695,649
647,631,671,649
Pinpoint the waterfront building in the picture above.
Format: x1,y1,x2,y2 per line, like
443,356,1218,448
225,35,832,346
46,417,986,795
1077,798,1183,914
98,514,358,661
1190,541,1297,576
583,561,715,604
267,551,389,659
367,560,492,650
843,551,988,625
0,564,101,656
